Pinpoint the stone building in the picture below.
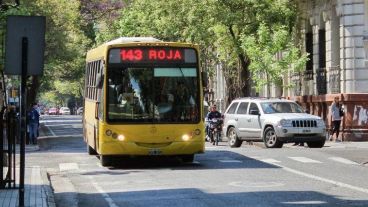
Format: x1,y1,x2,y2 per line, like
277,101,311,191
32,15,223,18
210,0,368,141
286,0,368,141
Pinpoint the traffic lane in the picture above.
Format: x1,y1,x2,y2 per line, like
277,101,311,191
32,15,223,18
36,116,366,205
40,115,82,137
38,114,83,153
29,136,368,207
224,146,368,197
64,148,368,207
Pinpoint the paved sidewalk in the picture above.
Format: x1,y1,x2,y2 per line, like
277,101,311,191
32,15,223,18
0,142,55,207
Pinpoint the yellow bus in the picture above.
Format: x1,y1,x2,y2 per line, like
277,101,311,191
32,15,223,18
83,37,205,166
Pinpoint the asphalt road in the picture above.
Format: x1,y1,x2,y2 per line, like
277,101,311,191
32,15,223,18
25,115,368,207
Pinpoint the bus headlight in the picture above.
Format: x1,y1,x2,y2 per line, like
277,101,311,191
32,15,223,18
117,134,125,141
182,134,191,141
112,133,118,139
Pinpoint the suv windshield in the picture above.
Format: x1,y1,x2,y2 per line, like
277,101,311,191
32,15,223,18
260,102,304,114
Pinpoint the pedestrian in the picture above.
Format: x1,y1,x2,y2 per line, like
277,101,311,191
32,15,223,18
329,96,344,142
28,103,40,145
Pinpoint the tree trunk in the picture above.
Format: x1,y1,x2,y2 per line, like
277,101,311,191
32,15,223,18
27,76,40,106
228,25,251,98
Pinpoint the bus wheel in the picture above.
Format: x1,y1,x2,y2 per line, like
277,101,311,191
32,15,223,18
100,155,112,167
87,145,97,155
181,155,194,163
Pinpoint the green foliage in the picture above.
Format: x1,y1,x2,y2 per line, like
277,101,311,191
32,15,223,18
241,23,308,94
95,0,303,100
4,0,91,106
1,0,305,106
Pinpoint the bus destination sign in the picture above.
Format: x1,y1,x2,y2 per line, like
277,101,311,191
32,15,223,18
121,48,182,61
108,47,197,64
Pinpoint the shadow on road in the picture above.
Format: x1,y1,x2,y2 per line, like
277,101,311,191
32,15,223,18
56,188,368,207
82,150,280,172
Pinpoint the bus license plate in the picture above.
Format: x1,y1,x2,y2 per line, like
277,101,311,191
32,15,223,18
302,129,311,133
148,149,162,155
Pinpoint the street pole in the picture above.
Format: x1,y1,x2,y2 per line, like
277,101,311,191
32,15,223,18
19,36,27,207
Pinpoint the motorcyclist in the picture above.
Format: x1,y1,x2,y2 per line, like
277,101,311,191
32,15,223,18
206,105,222,143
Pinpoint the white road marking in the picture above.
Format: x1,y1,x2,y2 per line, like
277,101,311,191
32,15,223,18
261,158,281,163
282,201,327,205
219,160,243,163
39,134,83,139
89,177,119,207
46,124,56,136
328,157,358,165
289,157,322,163
229,181,284,188
59,163,79,171
270,162,368,194
40,119,81,123
44,124,82,127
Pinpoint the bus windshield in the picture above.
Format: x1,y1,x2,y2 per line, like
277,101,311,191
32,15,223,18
107,67,199,123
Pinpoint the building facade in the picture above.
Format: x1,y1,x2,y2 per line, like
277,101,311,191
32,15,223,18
211,0,368,141
289,0,368,141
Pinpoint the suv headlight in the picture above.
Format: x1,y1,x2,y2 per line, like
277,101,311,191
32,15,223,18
316,119,325,127
279,119,293,127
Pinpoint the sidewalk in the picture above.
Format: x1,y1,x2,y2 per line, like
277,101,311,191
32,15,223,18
0,145,55,207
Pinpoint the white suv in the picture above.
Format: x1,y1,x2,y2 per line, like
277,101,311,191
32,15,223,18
59,107,71,115
222,98,326,148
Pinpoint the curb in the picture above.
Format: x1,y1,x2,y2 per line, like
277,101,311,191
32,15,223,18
41,168,56,207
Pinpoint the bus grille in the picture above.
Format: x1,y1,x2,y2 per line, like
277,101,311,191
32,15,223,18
292,120,317,128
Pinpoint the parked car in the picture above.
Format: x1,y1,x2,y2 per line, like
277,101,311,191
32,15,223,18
76,107,83,115
48,107,58,115
59,107,71,115
222,97,326,148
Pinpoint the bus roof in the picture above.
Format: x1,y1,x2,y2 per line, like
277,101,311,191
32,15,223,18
104,37,162,45
86,37,198,61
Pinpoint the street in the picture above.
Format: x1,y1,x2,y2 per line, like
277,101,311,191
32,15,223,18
25,115,368,207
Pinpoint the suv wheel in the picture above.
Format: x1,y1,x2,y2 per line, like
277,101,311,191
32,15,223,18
227,127,242,148
263,126,283,148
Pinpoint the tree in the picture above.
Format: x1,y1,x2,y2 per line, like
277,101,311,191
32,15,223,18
79,0,125,46
242,23,308,97
15,0,90,106
93,0,302,105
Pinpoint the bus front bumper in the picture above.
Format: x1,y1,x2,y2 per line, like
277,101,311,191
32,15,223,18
98,141,205,156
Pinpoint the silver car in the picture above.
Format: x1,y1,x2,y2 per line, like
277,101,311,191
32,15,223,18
222,98,326,148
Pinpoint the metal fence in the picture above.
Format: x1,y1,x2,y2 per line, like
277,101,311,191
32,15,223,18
1,108,18,189
291,66,341,96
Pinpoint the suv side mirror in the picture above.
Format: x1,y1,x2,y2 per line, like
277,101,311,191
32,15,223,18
250,110,260,115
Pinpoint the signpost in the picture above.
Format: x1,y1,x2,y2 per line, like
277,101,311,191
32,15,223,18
4,15,45,207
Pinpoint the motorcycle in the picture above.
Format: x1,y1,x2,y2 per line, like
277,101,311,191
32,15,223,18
208,118,223,146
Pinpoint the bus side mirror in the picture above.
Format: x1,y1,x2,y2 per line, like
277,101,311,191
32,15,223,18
95,102,99,119
201,71,208,88
96,74,104,89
